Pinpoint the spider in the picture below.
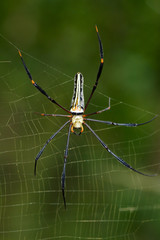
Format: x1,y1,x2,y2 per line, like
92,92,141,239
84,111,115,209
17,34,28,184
18,26,157,208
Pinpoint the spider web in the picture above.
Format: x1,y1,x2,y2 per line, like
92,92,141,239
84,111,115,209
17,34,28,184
0,35,160,240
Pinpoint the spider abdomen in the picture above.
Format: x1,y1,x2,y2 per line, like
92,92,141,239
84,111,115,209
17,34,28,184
70,72,84,113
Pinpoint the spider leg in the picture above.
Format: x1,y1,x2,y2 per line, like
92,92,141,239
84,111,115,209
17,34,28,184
18,50,71,114
34,120,70,175
35,112,71,118
84,25,104,111
84,122,156,177
84,98,110,117
61,123,72,209
84,115,157,127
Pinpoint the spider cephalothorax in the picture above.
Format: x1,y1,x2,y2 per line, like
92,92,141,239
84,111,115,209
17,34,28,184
18,25,157,209
71,114,84,133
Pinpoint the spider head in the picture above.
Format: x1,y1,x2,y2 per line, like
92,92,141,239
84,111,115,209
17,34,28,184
71,115,84,134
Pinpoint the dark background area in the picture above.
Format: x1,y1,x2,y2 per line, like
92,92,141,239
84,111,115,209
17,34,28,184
0,0,160,239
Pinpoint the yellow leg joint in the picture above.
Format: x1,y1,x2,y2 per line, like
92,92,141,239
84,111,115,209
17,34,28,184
81,125,84,133
18,49,22,57
71,125,74,133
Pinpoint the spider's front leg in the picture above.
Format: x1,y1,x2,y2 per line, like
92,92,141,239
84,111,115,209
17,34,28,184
34,120,70,175
84,122,157,177
61,123,72,209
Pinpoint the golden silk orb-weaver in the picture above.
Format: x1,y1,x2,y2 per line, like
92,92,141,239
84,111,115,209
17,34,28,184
18,26,157,208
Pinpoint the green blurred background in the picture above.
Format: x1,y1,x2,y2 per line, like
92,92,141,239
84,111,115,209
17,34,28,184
0,0,160,239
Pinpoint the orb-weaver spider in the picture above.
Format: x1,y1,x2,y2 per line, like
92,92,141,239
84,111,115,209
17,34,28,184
18,26,157,208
